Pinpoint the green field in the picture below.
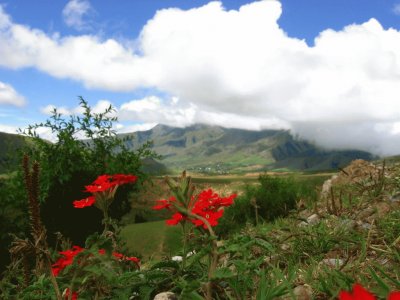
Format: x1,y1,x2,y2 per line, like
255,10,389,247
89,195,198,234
120,220,182,259
121,172,333,258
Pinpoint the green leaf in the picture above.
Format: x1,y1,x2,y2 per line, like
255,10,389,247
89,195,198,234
254,238,274,252
150,260,180,270
369,266,390,294
213,267,234,280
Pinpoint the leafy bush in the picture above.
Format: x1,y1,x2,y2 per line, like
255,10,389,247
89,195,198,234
255,174,298,220
0,175,29,272
18,98,158,245
0,98,157,269
217,174,299,235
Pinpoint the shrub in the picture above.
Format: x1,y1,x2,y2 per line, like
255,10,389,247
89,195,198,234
0,98,157,255
255,174,298,221
217,174,299,235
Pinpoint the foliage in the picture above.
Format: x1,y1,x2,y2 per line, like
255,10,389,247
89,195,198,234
16,97,157,245
217,174,301,235
1,151,400,299
0,173,29,273
0,98,157,273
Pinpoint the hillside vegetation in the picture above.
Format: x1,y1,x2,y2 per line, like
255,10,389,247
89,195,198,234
119,159,400,299
1,123,376,175
0,132,33,173
118,124,375,174
0,100,398,299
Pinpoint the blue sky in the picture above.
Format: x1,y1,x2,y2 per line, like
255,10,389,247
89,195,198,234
1,0,400,155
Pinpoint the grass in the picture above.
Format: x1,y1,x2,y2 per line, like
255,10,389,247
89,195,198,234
120,220,182,259
124,172,333,258
2,159,400,298
128,163,400,298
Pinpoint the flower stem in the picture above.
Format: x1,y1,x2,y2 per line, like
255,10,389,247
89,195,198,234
186,212,218,300
181,222,188,269
103,210,109,234
46,256,62,300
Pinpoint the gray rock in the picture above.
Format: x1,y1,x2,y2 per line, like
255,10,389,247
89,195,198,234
321,258,344,268
306,214,320,225
153,292,177,300
293,284,313,300
281,284,313,300
299,214,320,227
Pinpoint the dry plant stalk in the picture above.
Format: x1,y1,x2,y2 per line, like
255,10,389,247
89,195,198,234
11,154,63,300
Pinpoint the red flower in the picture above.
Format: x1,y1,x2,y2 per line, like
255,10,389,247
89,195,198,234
112,174,138,185
52,246,84,276
73,174,137,208
73,196,95,208
84,182,114,193
190,189,237,229
389,291,400,300
339,284,376,300
125,256,140,263
93,175,112,185
166,212,185,225
152,197,175,210
191,209,224,229
64,288,78,300
112,252,124,260
98,249,140,266
153,189,236,228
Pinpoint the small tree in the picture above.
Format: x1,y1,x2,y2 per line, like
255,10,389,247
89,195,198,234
18,97,157,245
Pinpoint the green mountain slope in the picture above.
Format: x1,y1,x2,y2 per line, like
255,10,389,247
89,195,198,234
118,124,376,173
0,124,377,174
0,132,32,173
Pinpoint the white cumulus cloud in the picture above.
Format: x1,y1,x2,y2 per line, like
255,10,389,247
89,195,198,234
62,0,93,30
116,122,157,134
1,1,400,155
41,99,116,117
0,81,25,106
119,96,197,128
0,123,19,134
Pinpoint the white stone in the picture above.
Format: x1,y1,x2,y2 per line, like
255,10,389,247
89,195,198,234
322,258,344,268
306,214,320,225
171,256,183,262
153,292,177,300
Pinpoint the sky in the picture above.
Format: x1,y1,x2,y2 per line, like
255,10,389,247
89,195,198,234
1,0,400,156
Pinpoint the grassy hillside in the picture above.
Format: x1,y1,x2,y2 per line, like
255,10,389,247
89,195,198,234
116,161,400,298
0,124,378,175
120,220,182,259
118,124,376,173
0,132,32,173
120,172,332,258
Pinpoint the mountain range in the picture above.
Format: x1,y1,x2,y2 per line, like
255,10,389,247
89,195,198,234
119,124,375,174
0,124,376,174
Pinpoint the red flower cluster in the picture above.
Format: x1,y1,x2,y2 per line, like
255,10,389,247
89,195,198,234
153,189,237,229
72,196,95,208
152,196,175,210
52,246,84,276
98,249,140,265
73,174,137,208
339,284,400,300
191,189,236,229
52,246,140,278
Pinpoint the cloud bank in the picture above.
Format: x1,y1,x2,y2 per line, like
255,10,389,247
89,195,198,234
1,1,400,155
